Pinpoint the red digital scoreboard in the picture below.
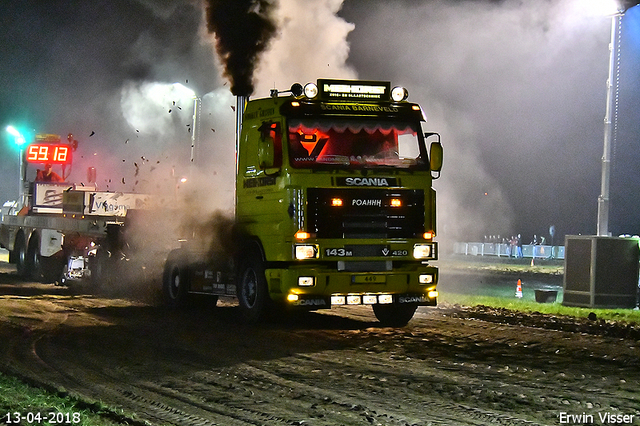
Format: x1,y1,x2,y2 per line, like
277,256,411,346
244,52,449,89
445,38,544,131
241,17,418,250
25,143,72,165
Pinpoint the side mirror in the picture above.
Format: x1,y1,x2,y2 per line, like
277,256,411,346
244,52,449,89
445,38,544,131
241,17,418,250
425,132,443,179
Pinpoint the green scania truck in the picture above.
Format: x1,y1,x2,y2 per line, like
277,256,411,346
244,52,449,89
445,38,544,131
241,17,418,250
163,79,443,326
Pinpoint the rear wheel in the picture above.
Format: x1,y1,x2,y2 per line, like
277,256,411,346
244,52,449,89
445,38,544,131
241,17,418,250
40,256,63,284
14,233,28,278
26,234,42,281
372,304,417,327
237,253,271,323
162,250,190,308
90,249,114,289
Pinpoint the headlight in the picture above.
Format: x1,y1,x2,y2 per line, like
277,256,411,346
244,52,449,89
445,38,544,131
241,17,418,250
347,295,361,305
419,274,434,284
362,295,378,305
295,244,318,260
378,294,393,304
298,276,315,287
331,295,346,305
413,243,434,259
304,82,319,99
391,86,409,102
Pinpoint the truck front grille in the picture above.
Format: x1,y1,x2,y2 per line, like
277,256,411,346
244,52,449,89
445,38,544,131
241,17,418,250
307,188,425,239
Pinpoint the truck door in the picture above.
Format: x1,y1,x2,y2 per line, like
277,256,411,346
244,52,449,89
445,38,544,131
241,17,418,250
236,120,288,260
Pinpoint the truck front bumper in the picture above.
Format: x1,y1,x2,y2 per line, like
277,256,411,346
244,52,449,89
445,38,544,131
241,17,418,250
265,262,438,308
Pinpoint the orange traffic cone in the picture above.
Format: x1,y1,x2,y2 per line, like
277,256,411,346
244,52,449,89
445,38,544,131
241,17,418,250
515,279,523,298
530,257,535,267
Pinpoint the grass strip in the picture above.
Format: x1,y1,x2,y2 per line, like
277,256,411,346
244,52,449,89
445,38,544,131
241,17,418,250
439,292,640,324
0,372,146,426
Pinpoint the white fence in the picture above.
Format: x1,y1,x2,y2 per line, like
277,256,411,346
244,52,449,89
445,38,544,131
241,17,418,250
453,242,565,260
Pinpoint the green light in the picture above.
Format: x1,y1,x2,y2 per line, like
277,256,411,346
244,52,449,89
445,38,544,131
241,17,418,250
5,125,27,146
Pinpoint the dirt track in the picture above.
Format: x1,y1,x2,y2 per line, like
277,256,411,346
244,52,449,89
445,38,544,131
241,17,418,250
1,263,639,426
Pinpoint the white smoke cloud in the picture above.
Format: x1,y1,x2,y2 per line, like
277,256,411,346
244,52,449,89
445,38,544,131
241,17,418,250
254,0,357,95
341,0,613,244
120,81,197,137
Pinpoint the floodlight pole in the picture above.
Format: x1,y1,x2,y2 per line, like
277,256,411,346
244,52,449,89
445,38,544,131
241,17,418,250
5,126,27,210
189,95,201,175
18,147,25,208
597,10,623,236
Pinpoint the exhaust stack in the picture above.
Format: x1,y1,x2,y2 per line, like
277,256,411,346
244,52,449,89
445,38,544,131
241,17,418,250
235,95,247,175
234,95,248,213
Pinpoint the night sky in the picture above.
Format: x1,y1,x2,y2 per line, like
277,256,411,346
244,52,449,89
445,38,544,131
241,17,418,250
0,0,638,248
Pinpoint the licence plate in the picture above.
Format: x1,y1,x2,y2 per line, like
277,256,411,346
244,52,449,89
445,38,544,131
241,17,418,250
352,275,386,284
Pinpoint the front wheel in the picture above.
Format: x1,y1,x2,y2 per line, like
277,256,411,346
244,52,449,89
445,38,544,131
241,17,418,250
372,304,417,327
162,251,191,308
236,255,271,324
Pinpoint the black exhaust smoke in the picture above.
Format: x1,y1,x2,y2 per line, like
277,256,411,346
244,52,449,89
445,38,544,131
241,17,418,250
204,0,278,97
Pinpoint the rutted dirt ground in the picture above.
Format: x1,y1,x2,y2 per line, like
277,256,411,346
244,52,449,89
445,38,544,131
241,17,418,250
1,262,639,426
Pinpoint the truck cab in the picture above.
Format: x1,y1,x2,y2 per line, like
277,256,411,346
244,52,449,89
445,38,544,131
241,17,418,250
164,79,443,326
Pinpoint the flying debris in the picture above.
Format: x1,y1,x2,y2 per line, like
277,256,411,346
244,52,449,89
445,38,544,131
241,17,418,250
211,128,215,132
89,131,95,137
122,178,126,184
125,139,129,144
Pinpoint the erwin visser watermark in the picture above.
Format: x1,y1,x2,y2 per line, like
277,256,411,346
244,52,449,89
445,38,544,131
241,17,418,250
559,411,636,424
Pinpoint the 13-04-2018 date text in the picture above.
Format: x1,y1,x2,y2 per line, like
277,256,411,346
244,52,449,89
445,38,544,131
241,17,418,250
3,412,81,425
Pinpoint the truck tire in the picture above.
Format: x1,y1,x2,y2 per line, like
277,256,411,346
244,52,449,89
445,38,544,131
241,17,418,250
163,251,190,308
372,304,417,327
14,233,28,279
26,234,43,282
40,256,63,284
90,249,114,289
237,254,271,324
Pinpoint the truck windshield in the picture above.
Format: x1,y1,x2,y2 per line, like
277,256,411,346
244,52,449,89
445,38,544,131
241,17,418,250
288,118,426,169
